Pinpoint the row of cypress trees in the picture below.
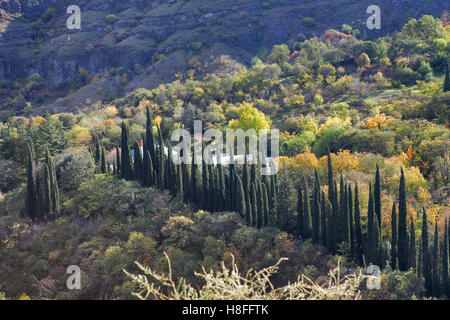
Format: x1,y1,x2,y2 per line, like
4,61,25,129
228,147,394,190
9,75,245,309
25,141,60,221
103,106,450,298
109,107,280,229
393,168,450,298
295,154,450,298
296,154,383,266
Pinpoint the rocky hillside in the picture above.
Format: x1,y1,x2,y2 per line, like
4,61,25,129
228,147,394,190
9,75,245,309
0,0,447,115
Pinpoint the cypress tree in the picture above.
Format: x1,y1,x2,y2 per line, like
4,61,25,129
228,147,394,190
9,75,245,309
243,155,251,223
320,190,327,246
353,183,364,265
251,182,257,228
302,177,312,239
191,153,198,205
144,151,154,186
120,122,132,180
201,157,209,210
157,125,164,189
398,167,409,271
262,183,269,227
374,164,382,230
269,174,277,226
95,137,101,165
26,143,37,221
35,171,44,221
391,202,398,270
432,222,440,297
443,218,449,298
182,162,191,202
101,146,107,174
348,184,354,258
340,176,350,245
229,154,236,211
326,200,335,253
246,188,253,226
311,169,321,244
422,207,432,296
165,146,171,191
176,163,183,197
44,163,52,217
145,106,156,165
409,215,416,270
256,179,264,229
45,147,59,214
297,184,304,239
142,137,149,185
133,141,142,182
333,180,339,244
115,145,121,176
327,150,334,204
367,184,376,264
444,62,450,92
217,162,225,212
236,174,246,218
243,155,250,195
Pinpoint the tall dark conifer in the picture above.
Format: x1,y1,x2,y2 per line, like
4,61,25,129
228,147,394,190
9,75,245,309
353,183,364,265
422,207,432,296
191,153,198,205
443,218,449,298
374,164,382,230
444,62,450,92
269,174,277,226
115,146,121,176
302,177,312,239
432,222,440,297
250,182,257,228
44,164,52,217
398,167,409,271
201,157,209,210
101,146,107,174
262,183,269,227
26,143,37,221
348,184,354,258
311,169,321,244
391,202,398,269
297,184,304,239
256,179,264,229
327,150,334,204
145,106,156,165
409,216,416,270
236,175,246,218
367,184,377,264
320,190,327,246
120,122,132,180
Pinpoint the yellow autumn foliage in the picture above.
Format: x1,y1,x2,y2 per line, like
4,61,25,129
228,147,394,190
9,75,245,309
318,150,360,174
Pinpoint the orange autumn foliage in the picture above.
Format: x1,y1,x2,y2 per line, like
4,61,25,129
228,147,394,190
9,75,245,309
318,150,360,174
366,113,392,130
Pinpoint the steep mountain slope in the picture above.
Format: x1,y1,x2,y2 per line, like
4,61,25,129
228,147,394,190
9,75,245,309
0,0,447,114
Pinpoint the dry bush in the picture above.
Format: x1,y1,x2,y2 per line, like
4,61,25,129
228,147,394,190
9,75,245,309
124,253,367,300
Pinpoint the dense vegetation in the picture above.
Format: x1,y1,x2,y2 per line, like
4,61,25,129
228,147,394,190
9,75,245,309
0,14,449,300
